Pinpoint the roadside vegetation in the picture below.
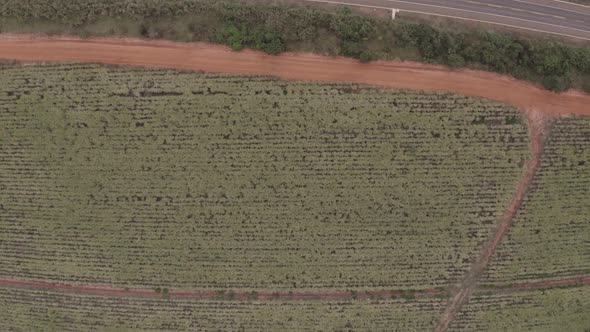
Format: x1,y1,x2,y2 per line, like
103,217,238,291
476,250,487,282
0,0,589,92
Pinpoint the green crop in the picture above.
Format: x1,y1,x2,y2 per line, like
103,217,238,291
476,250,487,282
0,64,528,291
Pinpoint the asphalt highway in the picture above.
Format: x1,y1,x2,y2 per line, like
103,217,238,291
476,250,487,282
305,0,590,40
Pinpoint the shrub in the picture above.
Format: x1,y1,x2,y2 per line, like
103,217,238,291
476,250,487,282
220,24,245,51
329,7,374,42
543,75,571,92
359,51,373,63
340,40,363,58
253,28,284,55
447,53,465,68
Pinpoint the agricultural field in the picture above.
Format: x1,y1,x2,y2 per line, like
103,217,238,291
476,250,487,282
449,286,590,331
0,63,529,291
0,287,445,332
483,118,590,284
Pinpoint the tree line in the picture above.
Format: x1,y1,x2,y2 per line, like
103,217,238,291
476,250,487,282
1,0,589,92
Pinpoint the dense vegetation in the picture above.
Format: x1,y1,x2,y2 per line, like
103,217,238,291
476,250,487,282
483,117,590,284
0,0,589,92
0,64,528,290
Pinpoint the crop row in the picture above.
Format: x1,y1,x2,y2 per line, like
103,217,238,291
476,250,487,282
0,64,529,290
449,286,590,331
483,117,590,284
0,287,445,332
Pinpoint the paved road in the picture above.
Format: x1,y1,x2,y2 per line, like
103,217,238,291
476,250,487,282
305,0,590,40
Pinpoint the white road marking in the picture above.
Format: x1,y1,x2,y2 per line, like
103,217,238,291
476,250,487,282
553,0,590,10
378,0,590,33
303,0,590,41
461,0,567,20
511,0,590,16
398,8,590,41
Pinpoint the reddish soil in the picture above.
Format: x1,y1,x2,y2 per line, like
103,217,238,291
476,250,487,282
0,276,587,301
509,276,590,290
0,34,589,117
434,109,549,332
0,278,441,300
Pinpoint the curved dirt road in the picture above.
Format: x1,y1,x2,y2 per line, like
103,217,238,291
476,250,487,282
0,35,588,117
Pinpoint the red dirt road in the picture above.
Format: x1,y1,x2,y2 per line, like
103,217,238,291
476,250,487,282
0,278,441,300
0,35,589,117
0,276,587,301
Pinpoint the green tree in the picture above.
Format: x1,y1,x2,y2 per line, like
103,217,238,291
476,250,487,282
543,75,570,92
330,9,374,42
446,53,465,68
359,50,373,63
220,24,245,51
253,28,285,55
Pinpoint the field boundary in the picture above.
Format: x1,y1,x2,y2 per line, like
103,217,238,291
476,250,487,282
0,279,442,300
0,275,588,301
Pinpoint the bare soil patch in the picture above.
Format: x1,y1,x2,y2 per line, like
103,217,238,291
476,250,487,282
0,278,441,300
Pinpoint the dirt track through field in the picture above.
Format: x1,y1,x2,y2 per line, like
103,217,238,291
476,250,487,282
0,275,588,301
433,109,548,332
0,34,589,117
0,278,442,300
478,276,590,293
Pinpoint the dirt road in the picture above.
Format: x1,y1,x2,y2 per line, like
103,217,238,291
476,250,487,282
0,276,587,301
0,35,588,117
434,109,548,332
0,278,440,300
480,276,590,293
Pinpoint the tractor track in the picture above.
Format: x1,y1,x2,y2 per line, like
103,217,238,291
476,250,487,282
433,109,549,332
0,275,587,301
